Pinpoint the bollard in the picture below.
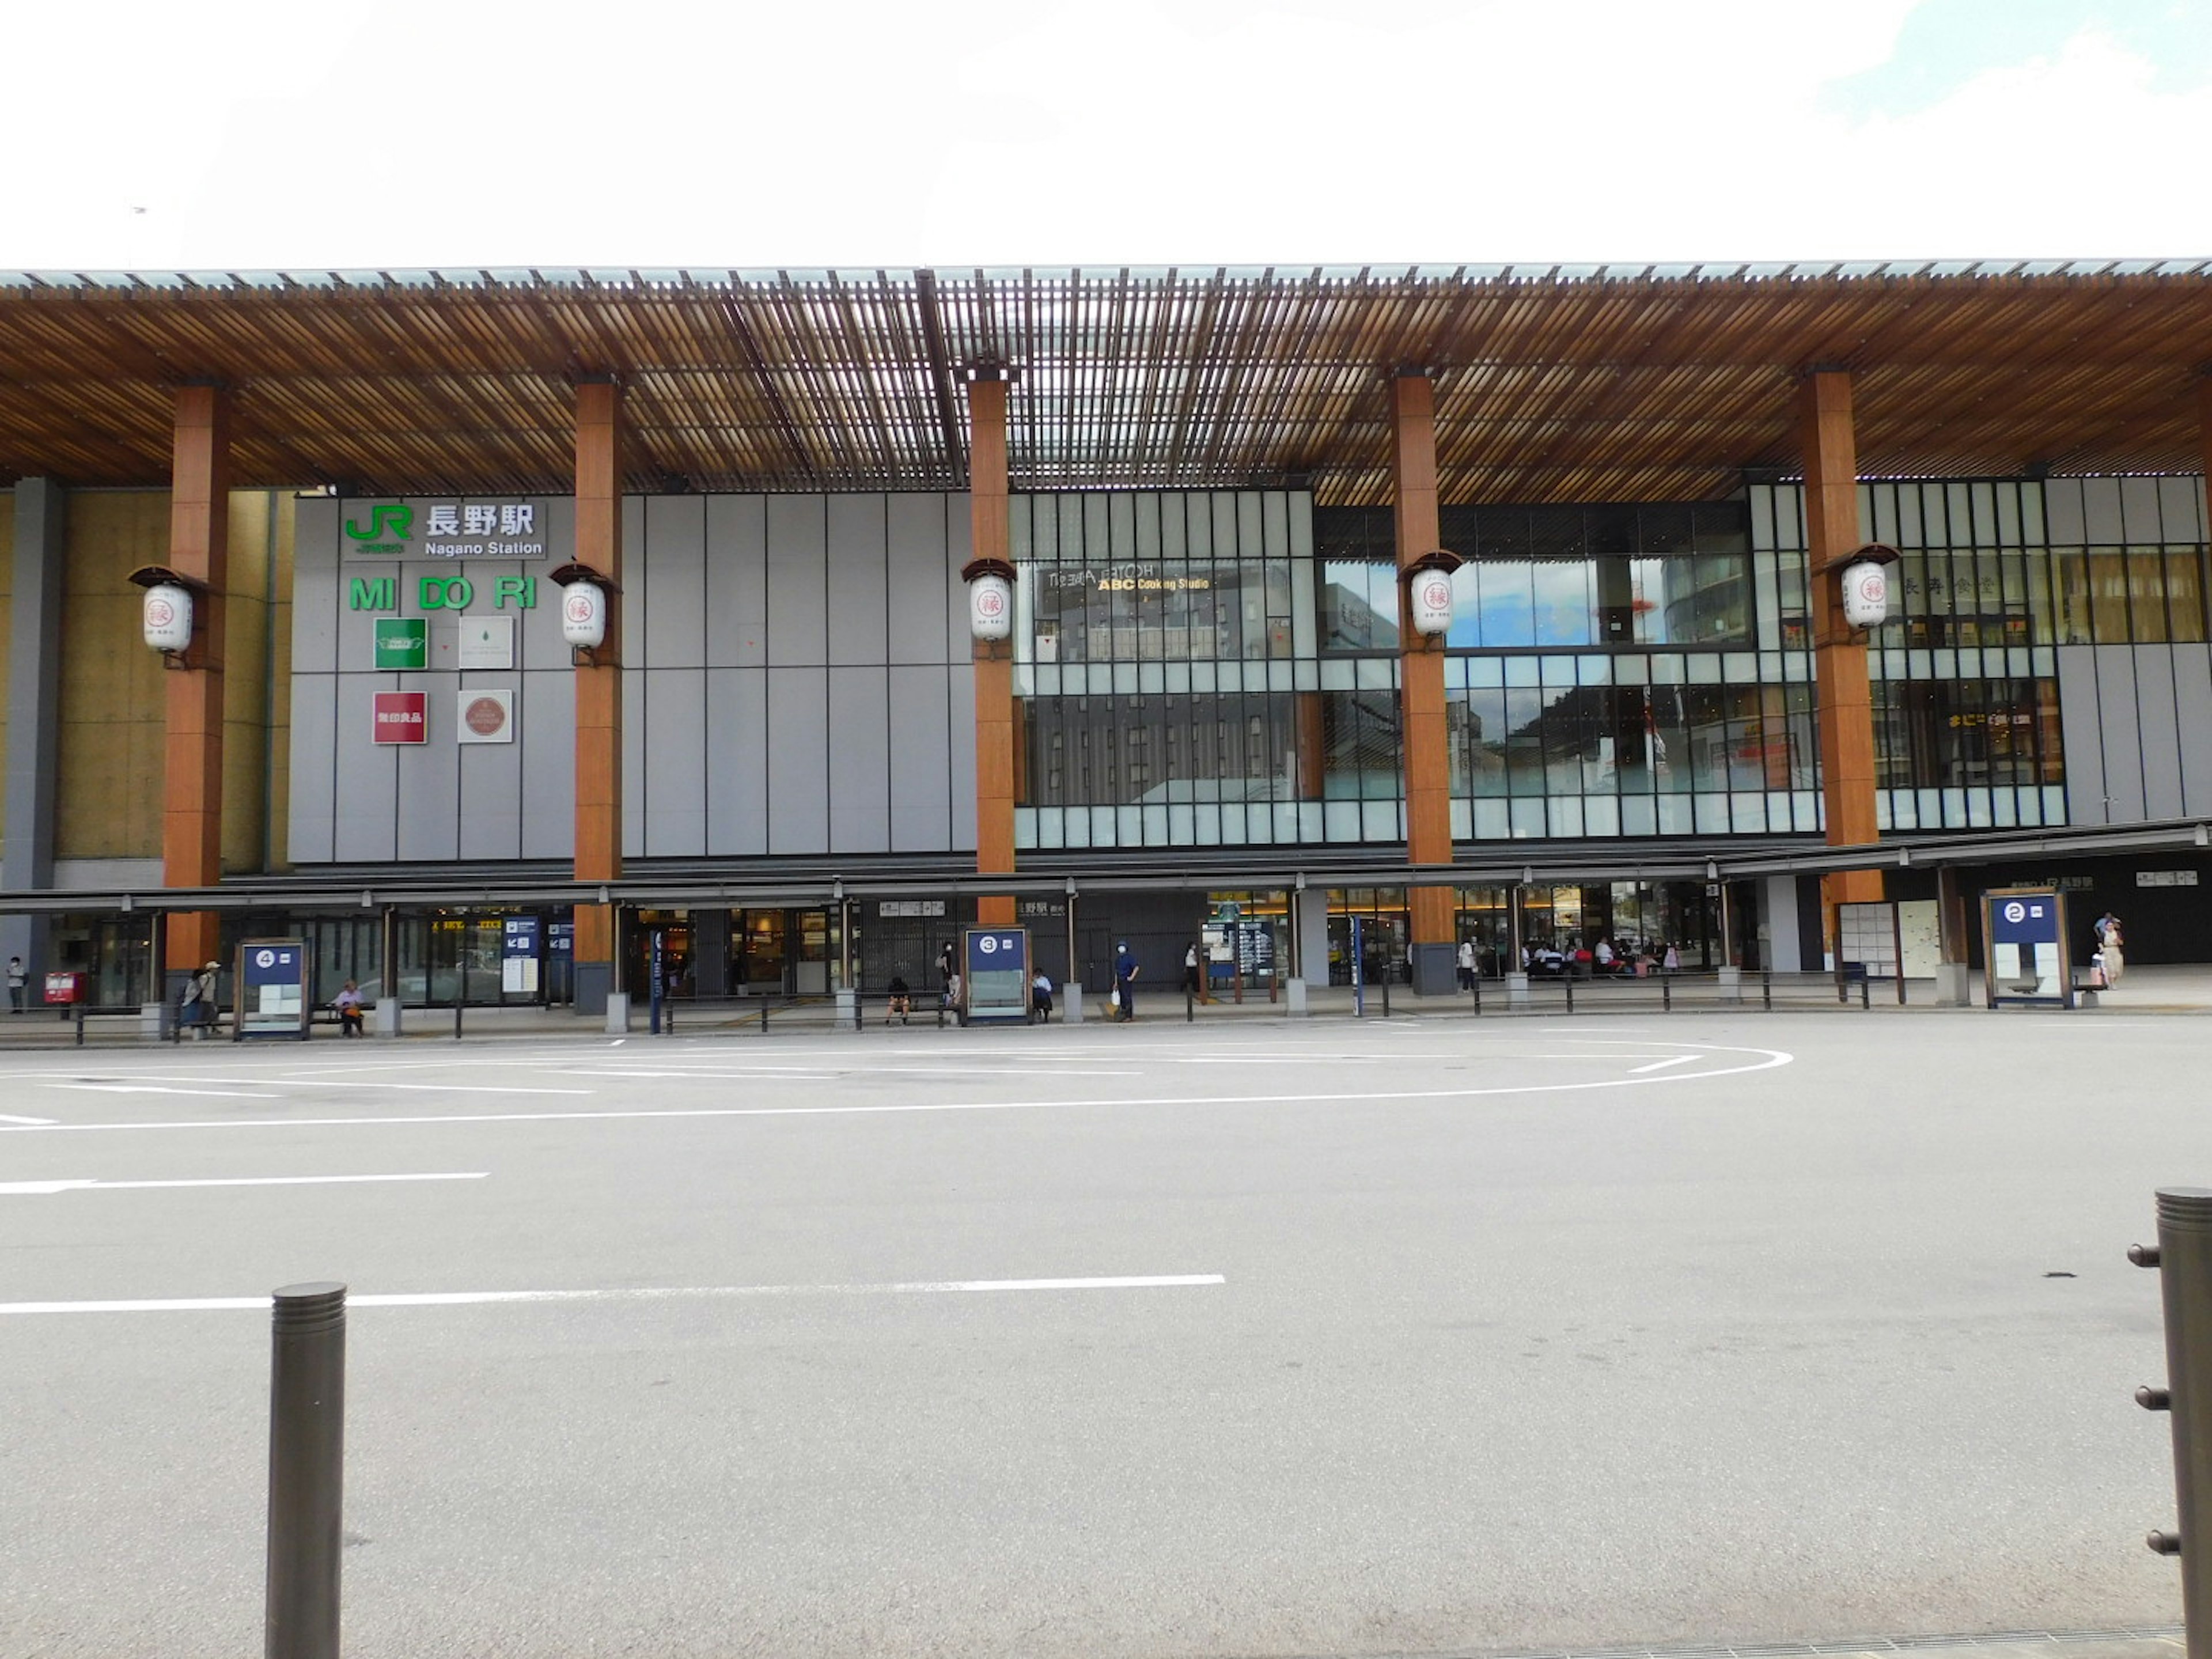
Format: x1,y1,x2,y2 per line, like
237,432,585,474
75,1001,86,1047
1762,968,1772,1012
1185,986,1194,1023
1471,975,1481,1017
1380,974,1390,1018
1860,973,1871,1011
1662,976,1671,1014
267,1282,346,1659
453,998,463,1040
1563,977,1574,1016
2135,1190,2212,1657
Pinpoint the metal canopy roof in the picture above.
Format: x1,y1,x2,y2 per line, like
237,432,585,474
1,262,2208,505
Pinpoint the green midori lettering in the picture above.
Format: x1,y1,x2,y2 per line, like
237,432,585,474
418,576,474,610
494,575,538,609
349,577,397,612
373,617,427,669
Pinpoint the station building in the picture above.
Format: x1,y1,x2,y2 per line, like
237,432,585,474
2,263,2209,1012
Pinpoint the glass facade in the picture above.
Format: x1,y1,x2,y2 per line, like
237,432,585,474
1009,479,2207,848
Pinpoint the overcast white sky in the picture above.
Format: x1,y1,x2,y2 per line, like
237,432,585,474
7,0,2208,272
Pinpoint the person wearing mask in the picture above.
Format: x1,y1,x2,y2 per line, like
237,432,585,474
1457,939,1476,992
1113,942,1139,1022
6,955,25,1014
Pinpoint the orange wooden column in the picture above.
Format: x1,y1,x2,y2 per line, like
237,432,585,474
1803,369,1885,923
573,378,625,1003
2199,376,2212,539
163,384,230,976
968,373,1017,929
1391,372,1455,947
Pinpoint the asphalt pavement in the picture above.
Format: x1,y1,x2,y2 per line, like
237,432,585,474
0,1009,2202,1658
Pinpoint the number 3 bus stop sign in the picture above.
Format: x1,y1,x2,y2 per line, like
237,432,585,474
961,927,1031,1025
1981,887,2074,1009
236,939,312,1039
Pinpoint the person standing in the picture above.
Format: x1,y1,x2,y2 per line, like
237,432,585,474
1457,939,1475,992
1031,969,1054,1022
1662,941,1681,975
938,940,956,994
2101,917,2126,987
5,956,24,1014
1113,942,1139,1022
180,960,221,1039
1183,941,1200,1000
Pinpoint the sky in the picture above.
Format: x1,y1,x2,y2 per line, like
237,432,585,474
6,0,2209,272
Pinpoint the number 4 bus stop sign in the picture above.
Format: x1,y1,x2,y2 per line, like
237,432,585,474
235,939,312,1040
1981,887,2075,1009
961,927,1031,1025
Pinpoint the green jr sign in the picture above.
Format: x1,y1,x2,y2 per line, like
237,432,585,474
374,617,427,669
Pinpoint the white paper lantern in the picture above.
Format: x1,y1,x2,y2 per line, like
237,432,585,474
142,582,194,652
969,573,1013,641
1410,570,1455,637
561,581,607,649
1840,558,1890,630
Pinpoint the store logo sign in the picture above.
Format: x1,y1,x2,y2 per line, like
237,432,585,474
372,691,427,744
374,617,427,669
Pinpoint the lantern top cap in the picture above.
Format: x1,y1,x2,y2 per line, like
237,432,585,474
1844,542,1902,567
127,564,206,592
550,562,623,594
1403,548,1465,577
961,556,1017,585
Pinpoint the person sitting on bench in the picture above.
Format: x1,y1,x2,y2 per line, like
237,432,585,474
887,975,912,1024
1031,971,1054,1021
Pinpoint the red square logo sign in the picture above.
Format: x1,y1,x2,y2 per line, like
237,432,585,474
372,691,427,744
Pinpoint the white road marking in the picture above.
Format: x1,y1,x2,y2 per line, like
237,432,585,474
40,1075,589,1097
0,1274,1226,1315
0,1172,487,1196
0,1112,57,1125
566,1065,1143,1081
0,1040,1793,1134
50,1084,281,1099
1630,1055,1698,1073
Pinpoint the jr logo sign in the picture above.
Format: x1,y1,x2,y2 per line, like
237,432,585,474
343,505,412,555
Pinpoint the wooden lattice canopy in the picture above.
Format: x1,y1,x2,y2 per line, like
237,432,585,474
1,262,2208,505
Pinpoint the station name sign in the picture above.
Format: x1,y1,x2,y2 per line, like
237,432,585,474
342,501,550,560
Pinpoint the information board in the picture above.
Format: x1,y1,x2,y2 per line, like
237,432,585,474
962,926,1031,1025
1982,887,2073,1009
237,939,312,1039
502,916,540,994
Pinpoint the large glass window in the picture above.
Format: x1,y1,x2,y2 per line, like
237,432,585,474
1022,692,1302,807
1872,679,2064,791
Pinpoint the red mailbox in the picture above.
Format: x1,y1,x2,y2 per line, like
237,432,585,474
43,971,84,1005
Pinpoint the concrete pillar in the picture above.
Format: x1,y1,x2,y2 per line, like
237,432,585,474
968,372,1017,929
2,479,67,982
572,377,624,1015
164,387,230,982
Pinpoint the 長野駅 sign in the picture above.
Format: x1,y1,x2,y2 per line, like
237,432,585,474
342,500,551,560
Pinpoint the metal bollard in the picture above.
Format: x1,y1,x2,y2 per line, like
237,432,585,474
1563,978,1574,1016
1860,974,1871,1011
74,1002,86,1047
1762,968,1772,1012
1471,975,1481,1016
452,998,463,1041
2134,1190,2212,1656
267,1282,346,1659
1185,986,1194,1023
1662,976,1671,1014
1380,974,1390,1018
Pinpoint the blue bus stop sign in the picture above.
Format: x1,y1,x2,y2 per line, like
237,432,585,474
1983,887,2073,1009
962,927,1031,1024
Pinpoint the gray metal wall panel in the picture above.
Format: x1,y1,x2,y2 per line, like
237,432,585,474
888,666,953,850
886,495,952,664
768,669,831,852
622,667,646,860
2082,479,2125,543
706,668,769,854
706,496,768,667
2177,646,2212,816
2120,477,2164,543
395,687,460,861
619,497,646,661
828,666,891,852
2056,645,2105,825
2095,646,2145,823
285,674,338,863
645,495,706,669
2043,478,2085,546
766,497,828,666
645,668,709,855
2161,476,2208,543
332,679,400,861
944,495,973,657
2137,646,2183,820
520,669,575,859
827,495,889,667
291,509,340,683
948,661,978,851
457,679,525,861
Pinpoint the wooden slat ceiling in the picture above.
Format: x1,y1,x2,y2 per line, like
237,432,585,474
0,262,2207,505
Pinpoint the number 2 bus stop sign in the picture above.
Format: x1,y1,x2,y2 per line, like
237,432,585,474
961,927,1031,1025
236,939,312,1040
1982,887,2074,1009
